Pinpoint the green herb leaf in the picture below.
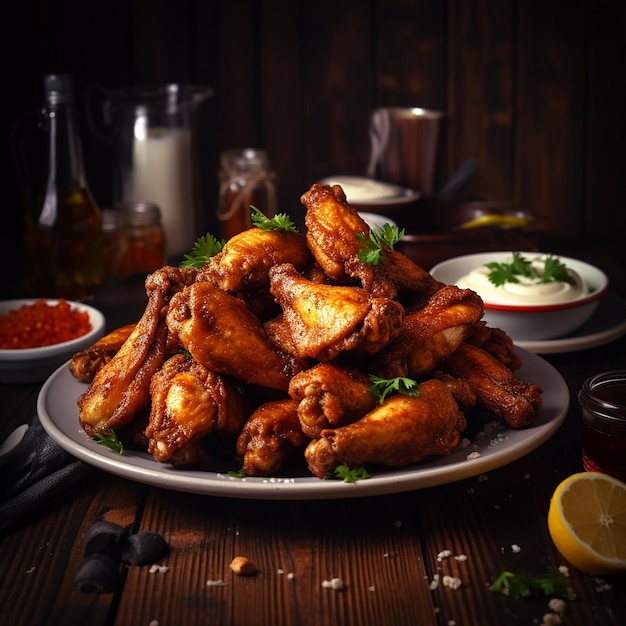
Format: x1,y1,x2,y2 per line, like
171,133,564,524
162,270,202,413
94,430,124,454
489,570,571,600
251,205,298,232
356,224,405,265
368,375,420,404
180,233,226,268
485,252,575,287
334,464,370,483
227,469,247,479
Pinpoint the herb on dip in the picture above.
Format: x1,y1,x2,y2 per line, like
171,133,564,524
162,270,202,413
485,252,575,287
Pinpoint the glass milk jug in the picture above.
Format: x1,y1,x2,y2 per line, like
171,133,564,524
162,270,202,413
87,83,212,259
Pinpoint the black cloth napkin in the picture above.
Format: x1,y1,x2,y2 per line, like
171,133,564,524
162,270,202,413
0,414,91,534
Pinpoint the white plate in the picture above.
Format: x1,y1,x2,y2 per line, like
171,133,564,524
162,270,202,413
516,291,626,354
38,348,568,500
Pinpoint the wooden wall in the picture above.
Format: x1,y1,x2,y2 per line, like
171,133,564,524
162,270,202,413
3,0,625,295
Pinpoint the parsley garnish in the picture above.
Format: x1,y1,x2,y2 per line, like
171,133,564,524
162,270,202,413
356,224,405,265
180,233,226,268
251,205,298,232
227,469,247,479
489,570,571,599
485,252,575,287
368,375,420,404
94,430,124,454
335,464,370,483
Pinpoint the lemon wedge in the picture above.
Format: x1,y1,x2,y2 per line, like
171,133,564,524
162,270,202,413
547,472,626,575
458,214,531,230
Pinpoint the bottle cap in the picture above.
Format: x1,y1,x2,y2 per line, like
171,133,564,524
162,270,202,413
44,74,75,105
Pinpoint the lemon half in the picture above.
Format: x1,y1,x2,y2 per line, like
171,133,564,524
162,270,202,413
547,472,626,575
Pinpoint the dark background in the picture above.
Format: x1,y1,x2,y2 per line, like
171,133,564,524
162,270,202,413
3,0,625,297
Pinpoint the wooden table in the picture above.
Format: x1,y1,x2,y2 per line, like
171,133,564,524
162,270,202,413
1,243,626,626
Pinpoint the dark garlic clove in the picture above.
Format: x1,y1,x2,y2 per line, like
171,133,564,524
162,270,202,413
121,531,169,566
73,554,121,593
83,520,126,557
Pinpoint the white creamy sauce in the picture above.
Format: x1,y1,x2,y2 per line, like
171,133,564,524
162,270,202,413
456,257,587,305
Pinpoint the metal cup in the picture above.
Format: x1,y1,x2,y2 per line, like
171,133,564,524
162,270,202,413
367,107,443,196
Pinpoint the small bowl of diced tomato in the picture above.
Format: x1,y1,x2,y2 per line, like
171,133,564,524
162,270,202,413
0,299,105,384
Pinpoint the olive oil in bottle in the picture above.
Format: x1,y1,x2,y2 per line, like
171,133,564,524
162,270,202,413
24,74,104,299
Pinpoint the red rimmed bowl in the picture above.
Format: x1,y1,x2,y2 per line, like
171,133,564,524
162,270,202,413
430,252,609,341
0,299,105,384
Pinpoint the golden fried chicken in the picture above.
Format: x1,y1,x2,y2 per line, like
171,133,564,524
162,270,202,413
442,342,542,428
466,322,522,371
373,285,484,378
236,399,309,476
199,227,312,293
288,363,378,438
301,183,396,298
304,378,467,479
145,354,249,466
69,323,136,382
166,280,303,391
381,249,443,302
266,263,404,361
78,266,197,436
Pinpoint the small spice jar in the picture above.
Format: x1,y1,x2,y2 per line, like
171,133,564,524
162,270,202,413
578,371,626,482
217,148,277,240
102,208,129,278
117,202,166,276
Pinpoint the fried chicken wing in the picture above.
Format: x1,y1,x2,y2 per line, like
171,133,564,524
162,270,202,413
302,183,396,298
373,285,484,378
267,263,404,361
78,266,197,436
304,378,466,479
69,324,136,382
199,227,312,293
442,342,542,428
166,280,303,391
236,399,309,476
145,354,250,466
288,363,377,437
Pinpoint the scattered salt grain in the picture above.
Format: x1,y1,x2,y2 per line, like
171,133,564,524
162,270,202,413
149,620,159,626
148,564,169,574
466,451,481,460
287,572,294,580
548,598,566,614
454,554,467,562
540,612,562,626
442,575,462,590
558,565,570,577
25,567,36,575
478,474,489,482
436,550,452,561
277,568,284,575
206,579,227,587
429,574,440,590
321,577,344,590
511,544,521,553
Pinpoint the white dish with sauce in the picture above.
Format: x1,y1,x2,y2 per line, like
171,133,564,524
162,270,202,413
0,299,105,384
430,252,609,341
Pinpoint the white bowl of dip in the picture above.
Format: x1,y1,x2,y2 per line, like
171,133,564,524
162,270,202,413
430,252,609,341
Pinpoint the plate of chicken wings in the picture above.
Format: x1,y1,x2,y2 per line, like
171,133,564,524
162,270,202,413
38,183,569,499
38,346,568,499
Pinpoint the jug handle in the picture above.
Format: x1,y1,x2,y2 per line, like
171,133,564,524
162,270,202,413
10,110,40,209
84,82,114,144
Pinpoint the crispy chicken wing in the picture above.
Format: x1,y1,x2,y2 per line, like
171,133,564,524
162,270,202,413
78,266,197,436
69,323,136,382
236,399,309,476
373,285,484,378
304,378,466,479
145,354,249,466
166,280,303,391
442,342,542,428
301,183,396,298
267,263,404,361
199,227,312,293
288,363,378,438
